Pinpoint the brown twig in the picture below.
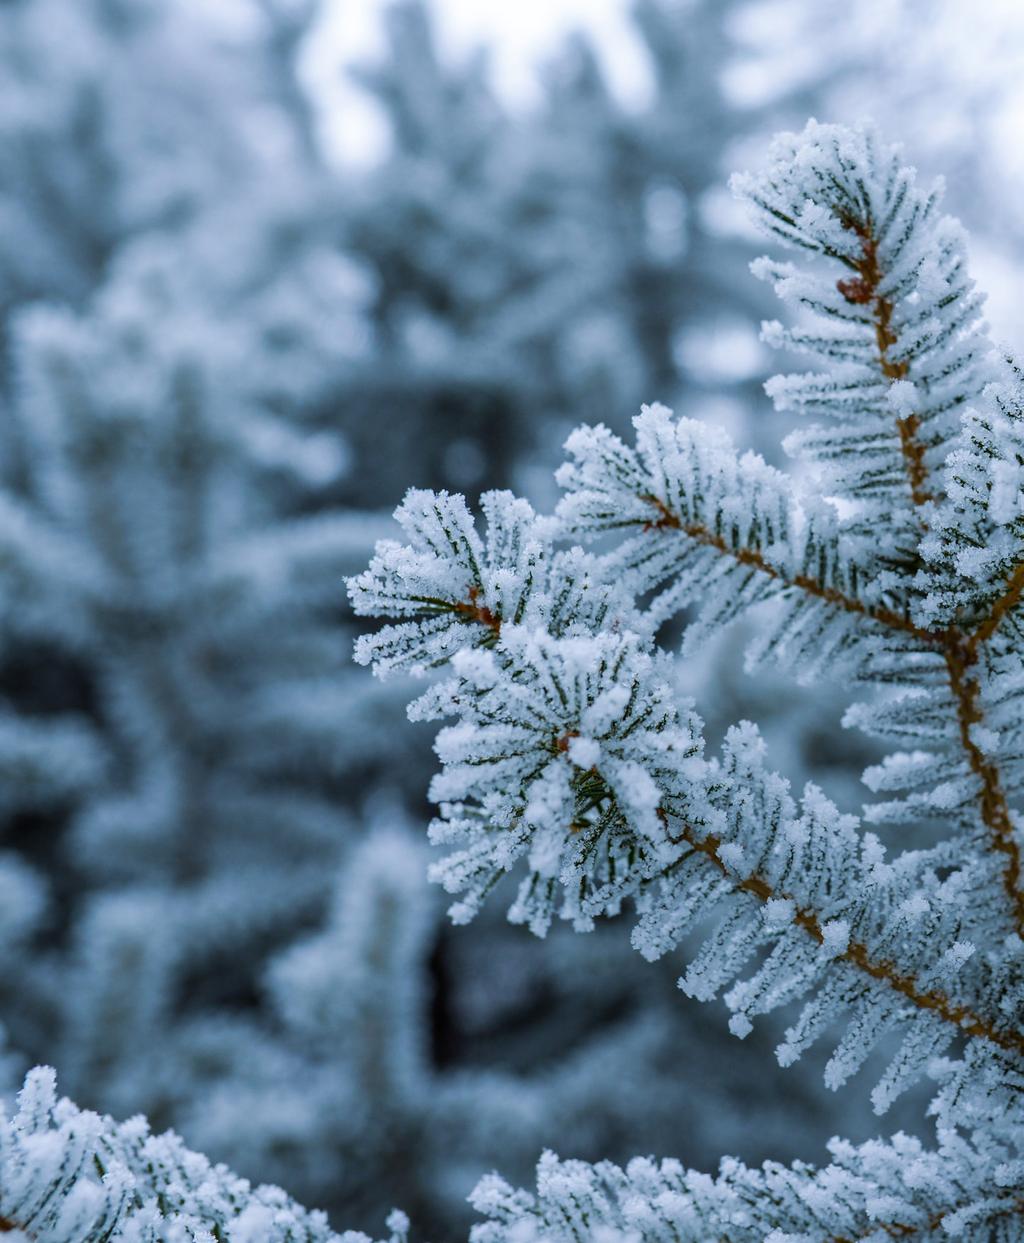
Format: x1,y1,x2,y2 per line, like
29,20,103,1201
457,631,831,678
643,482,1024,936
967,559,1024,655
944,635,1024,933
839,218,1024,935
660,811,1024,1056
837,218,933,506
451,585,502,634
640,495,942,645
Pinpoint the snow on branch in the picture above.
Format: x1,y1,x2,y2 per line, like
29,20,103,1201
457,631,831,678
9,116,1017,1243
735,121,1024,936
349,489,628,678
349,120,1024,1241
733,119,990,546
556,402,943,666
0,1067,408,1243
350,492,1023,1111
468,1138,1024,1243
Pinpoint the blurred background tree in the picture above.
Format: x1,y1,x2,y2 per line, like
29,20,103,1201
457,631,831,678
0,0,1021,1237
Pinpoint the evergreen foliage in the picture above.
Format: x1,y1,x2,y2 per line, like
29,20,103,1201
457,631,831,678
0,1065,409,1243
349,122,1024,1239
0,0,277,321
2,0,1023,1239
0,279,388,1111
5,2,864,1235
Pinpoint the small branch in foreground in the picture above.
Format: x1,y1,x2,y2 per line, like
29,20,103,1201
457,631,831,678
660,811,1024,1056
640,495,943,645
838,218,1024,934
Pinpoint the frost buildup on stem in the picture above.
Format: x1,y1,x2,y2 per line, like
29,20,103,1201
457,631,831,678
349,121,1024,1241
732,119,991,551
732,121,1024,935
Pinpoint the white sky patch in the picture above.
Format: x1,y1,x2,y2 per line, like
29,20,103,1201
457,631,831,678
425,0,647,106
972,238,1024,355
297,0,1024,352
302,0,647,167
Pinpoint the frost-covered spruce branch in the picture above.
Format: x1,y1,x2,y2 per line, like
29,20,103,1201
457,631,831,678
732,121,1024,936
557,122,1023,936
350,122,1024,1240
350,489,1022,1072
469,1137,1024,1243
0,1067,407,1243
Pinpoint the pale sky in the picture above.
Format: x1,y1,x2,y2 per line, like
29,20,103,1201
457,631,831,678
298,0,1024,350
303,0,1024,182
303,0,650,166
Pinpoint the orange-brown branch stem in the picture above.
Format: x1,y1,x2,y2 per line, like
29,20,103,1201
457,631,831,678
838,218,933,507
842,218,1023,934
661,813,1024,1056
944,635,1024,934
640,495,942,645
643,485,1024,936
452,585,502,634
